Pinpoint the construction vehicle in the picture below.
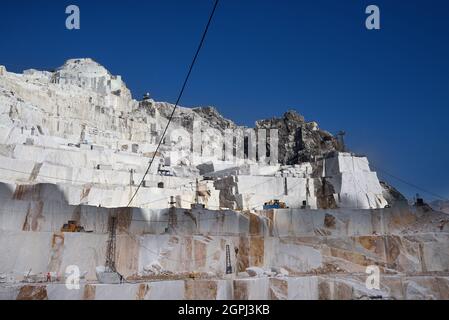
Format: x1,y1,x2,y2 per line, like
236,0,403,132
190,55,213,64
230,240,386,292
263,200,288,210
157,163,173,176
61,221,85,233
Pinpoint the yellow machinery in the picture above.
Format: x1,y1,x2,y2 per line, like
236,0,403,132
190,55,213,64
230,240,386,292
61,220,85,233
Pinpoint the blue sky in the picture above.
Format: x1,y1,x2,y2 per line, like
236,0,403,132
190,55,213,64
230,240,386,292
1,0,448,200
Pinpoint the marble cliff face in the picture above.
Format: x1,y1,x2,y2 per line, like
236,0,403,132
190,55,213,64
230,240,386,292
0,59,447,300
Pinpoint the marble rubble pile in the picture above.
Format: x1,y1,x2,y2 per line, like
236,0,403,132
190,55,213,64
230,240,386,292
0,59,448,300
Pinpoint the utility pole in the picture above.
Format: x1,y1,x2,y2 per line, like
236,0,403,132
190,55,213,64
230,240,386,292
305,166,310,208
129,169,135,186
168,196,177,233
195,178,199,205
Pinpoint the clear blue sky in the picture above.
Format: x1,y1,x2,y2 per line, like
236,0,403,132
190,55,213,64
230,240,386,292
1,0,448,201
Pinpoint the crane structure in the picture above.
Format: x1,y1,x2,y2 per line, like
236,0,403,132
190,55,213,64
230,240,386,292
96,215,121,284
225,244,233,274
105,216,117,272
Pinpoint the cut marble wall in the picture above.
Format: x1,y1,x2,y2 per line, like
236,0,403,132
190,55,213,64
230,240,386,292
1,59,447,300
4,275,449,300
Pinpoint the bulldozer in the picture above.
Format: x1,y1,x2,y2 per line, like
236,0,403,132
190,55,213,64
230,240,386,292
263,200,288,210
61,220,85,233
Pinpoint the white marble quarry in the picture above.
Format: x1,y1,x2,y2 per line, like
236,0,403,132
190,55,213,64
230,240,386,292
184,279,234,300
0,59,389,213
3,275,449,300
275,163,313,178
267,240,323,273
0,230,53,277
54,60,121,90
212,153,388,211
0,286,19,300
143,280,186,300
269,276,319,300
214,175,317,210
234,277,270,300
1,191,448,284
1,59,447,300
323,153,387,209
46,284,86,300
93,283,142,300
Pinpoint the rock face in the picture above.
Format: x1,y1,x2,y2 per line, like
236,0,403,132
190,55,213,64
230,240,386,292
52,59,131,101
193,106,237,132
256,110,343,164
1,58,446,300
380,181,408,205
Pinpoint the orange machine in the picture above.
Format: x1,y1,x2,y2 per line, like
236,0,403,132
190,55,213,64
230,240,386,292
61,220,85,232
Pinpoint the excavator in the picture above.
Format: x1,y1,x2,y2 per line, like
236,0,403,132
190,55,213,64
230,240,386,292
61,220,85,233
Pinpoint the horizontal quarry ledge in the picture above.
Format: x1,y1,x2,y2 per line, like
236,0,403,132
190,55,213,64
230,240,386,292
3,274,449,300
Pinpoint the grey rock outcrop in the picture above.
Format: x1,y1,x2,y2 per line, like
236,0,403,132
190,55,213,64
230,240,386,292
256,110,343,164
380,181,408,206
192,106,237,131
